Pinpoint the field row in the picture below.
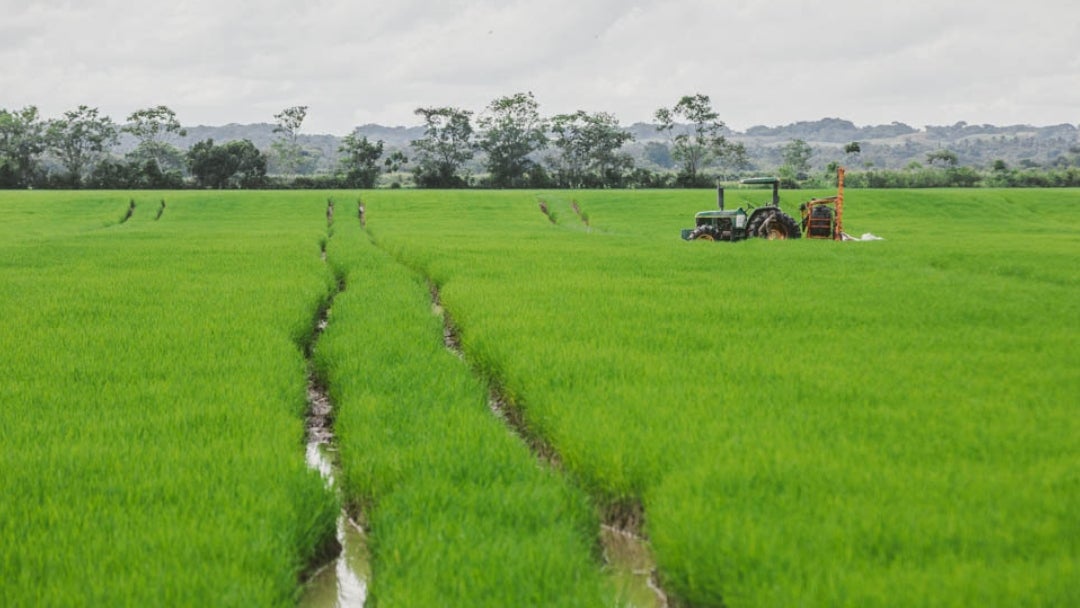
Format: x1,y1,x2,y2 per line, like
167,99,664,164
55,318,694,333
314,213,615,605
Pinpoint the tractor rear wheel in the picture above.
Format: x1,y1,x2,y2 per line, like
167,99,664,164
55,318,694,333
687,225,721,241
748,210,801,240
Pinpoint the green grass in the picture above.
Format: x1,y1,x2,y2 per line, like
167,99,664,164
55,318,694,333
2,188,1076,606
361,187,1079,606
316,214,611,606
0,192,339,606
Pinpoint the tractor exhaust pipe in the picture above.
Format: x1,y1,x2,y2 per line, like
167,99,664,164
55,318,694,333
717,183,725,210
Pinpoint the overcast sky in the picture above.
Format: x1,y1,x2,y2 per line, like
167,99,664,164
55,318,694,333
3,0,1078,134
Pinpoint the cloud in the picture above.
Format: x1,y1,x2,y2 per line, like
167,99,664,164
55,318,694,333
1,0,1077,133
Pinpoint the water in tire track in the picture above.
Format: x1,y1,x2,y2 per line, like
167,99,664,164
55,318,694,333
300,215,369,608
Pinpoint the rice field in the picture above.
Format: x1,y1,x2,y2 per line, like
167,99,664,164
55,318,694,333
1,187,1076,606
0,191,339,605
358,187,1080,606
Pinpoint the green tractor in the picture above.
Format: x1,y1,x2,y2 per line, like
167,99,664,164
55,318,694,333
681,177,801,241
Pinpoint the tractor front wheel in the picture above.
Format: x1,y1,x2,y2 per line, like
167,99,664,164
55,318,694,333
748,210,801,240
687,225,721,241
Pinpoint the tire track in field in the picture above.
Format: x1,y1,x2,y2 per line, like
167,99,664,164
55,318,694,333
119,198,136,224
429,282,669,608
113,198,166,224
110,198,137,224
361,203,665,607
430,284,562,467
536,196,599,233
301,198,370,608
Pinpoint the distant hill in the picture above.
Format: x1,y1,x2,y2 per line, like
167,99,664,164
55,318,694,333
742,118,918,142
120,118,1079,173
627,118,1080,170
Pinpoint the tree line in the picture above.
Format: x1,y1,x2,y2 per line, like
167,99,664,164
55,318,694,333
3,96,1079,190
0,94,760,190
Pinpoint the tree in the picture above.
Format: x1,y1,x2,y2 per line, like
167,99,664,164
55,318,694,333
548,110,634,188
381,150,409,188
926,149,959,168
477,92,548,188
1068,145,1080,167
654,94,735,186
547,112,588,187
45,105,119,188
0,106,47,188
86,158,139,189
988,159,1012,187
124,105,186,172
383,150,408,173
842,141,862,169
271,105,310,175
186,139,227,188
643,141,673,169
411,106,474,188
186,139,267,189
337,129,384,188
781,138,813,176
719,141,750,177
221,140,266,188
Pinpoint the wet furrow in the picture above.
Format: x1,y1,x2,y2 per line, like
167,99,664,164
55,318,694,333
429,283,668,608
301,333,370,606
301,204,370,608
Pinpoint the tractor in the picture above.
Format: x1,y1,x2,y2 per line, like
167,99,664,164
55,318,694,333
681,177,801,241
681,167,847,241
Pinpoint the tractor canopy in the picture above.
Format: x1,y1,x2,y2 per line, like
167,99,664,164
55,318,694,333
738,177,781,206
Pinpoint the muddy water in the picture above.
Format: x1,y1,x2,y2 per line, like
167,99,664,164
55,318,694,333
299,291,370,607
430,285,666,608
603,525,667,608
301,440,369,607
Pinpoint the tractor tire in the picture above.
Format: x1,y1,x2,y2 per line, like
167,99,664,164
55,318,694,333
687,225,721,241
748,210,801,240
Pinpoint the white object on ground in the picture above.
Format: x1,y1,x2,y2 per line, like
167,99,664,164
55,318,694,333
840,232,884,241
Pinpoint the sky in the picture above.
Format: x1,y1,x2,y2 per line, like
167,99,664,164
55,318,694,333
3,0,1079,135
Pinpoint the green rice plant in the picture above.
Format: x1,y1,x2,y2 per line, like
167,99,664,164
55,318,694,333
359,187,1079,606
3,187,1076,606
0,191,339,606
313,214,612,606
